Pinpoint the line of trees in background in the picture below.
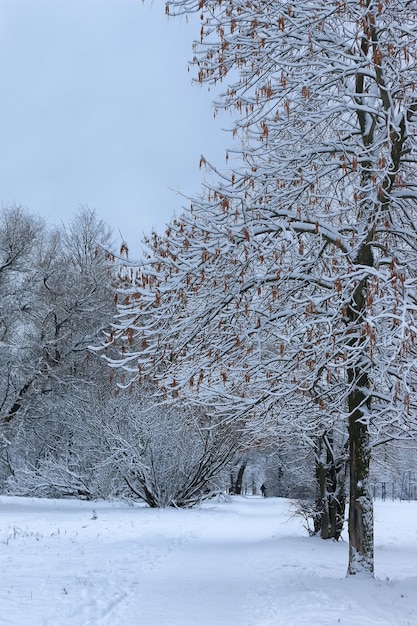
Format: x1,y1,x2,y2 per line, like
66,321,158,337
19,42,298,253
0,206,258,507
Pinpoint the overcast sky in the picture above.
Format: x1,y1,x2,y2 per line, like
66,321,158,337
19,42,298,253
0,0,229,255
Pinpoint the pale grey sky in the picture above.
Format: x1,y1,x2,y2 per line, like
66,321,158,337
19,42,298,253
0,0,229,255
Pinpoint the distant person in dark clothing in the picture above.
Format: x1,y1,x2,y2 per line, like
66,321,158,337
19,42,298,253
261,483,267,498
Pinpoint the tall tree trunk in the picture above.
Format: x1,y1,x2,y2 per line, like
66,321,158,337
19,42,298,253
346,242,374,576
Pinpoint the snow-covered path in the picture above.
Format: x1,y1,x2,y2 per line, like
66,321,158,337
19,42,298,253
0,496,416,625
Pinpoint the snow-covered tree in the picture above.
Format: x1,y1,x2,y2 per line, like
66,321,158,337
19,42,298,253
0,206,44,454
1,207,115,489
95,389,240,507
111,0,417,575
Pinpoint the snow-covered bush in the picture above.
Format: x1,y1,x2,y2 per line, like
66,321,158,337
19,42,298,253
100,394,239,508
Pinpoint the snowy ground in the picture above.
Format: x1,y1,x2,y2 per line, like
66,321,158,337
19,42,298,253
0,495,416,626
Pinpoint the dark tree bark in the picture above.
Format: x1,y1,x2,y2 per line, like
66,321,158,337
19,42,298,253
348,395,373,574
230,460,247,495
234,461,247,495
346,243,374,575
315,433,347,541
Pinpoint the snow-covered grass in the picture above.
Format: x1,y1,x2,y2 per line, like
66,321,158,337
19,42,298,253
0,496,416,626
